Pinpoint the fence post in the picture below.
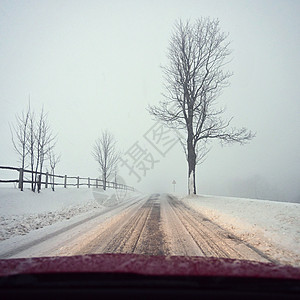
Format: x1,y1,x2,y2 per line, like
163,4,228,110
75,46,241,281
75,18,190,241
18,168,24,191
52,173,55,191
64,175,67,188
96,179,98,188
88,177,90,188
77,176,79,188
37,174,41,193
45,172,48,188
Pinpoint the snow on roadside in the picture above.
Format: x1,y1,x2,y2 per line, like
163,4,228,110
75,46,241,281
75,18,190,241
0,187,129,241
179,194,300,266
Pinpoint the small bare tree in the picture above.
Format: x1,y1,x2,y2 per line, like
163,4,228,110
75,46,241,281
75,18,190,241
92,130,119,190
148,18,255,194
49,149,61,191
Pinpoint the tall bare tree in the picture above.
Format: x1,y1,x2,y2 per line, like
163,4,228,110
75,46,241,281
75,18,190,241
27,108,36,191
10,107,30,170
92,130,119,190
11,103,57,192
10,105,30,190
148,18,255,194
33,109,56,192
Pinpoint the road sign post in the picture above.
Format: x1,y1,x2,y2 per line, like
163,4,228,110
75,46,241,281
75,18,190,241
172,180,176,192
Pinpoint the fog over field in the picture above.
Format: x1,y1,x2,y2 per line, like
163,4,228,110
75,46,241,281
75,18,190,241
0,0,299,202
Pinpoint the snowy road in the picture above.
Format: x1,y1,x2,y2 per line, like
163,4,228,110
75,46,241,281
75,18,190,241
76,193,165,256
75,194,272,263
1,193,274,263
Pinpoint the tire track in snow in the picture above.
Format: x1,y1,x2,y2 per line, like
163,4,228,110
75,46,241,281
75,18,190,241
103,198,151,253
167,195,275,263
0,195,145,259
168,197,241,258
161,195,202,256
75,194,166,256
133,195,166,255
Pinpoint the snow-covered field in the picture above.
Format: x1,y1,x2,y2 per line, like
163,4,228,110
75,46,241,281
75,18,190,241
180,194,300,266
0,188,299,267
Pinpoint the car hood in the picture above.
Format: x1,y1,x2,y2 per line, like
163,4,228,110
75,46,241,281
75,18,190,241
0,253,300,279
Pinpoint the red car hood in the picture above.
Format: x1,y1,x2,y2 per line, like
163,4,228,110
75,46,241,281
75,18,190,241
0,254,300,279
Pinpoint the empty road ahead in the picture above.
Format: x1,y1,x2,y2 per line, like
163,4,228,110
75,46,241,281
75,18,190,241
74,193,271,263
3,193,273,263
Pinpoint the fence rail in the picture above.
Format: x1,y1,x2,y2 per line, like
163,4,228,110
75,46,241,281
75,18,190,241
0,166,134,192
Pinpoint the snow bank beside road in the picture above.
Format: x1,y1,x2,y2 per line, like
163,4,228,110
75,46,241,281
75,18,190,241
180,194,300,266
0,188,136,241
0,188,97,216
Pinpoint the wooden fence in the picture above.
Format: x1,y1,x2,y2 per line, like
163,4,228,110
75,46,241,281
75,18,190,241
0,166,134,192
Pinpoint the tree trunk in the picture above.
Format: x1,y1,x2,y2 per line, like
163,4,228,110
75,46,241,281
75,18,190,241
31,164,34,191
187,134,197,195
103,172,106,190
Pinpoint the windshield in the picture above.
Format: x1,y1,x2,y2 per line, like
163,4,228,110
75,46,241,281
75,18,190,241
0,0,299,276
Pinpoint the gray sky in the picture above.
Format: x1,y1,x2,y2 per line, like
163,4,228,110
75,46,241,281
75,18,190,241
1,0,299,202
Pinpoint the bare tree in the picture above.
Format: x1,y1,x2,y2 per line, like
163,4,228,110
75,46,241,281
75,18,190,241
11,103,57,192
10,107,30,169
49,149,61,191
27,108,36,191
10,105,30,191
22,107,56,192
148,18,255,194
33,109,56,192
92,130,119,190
